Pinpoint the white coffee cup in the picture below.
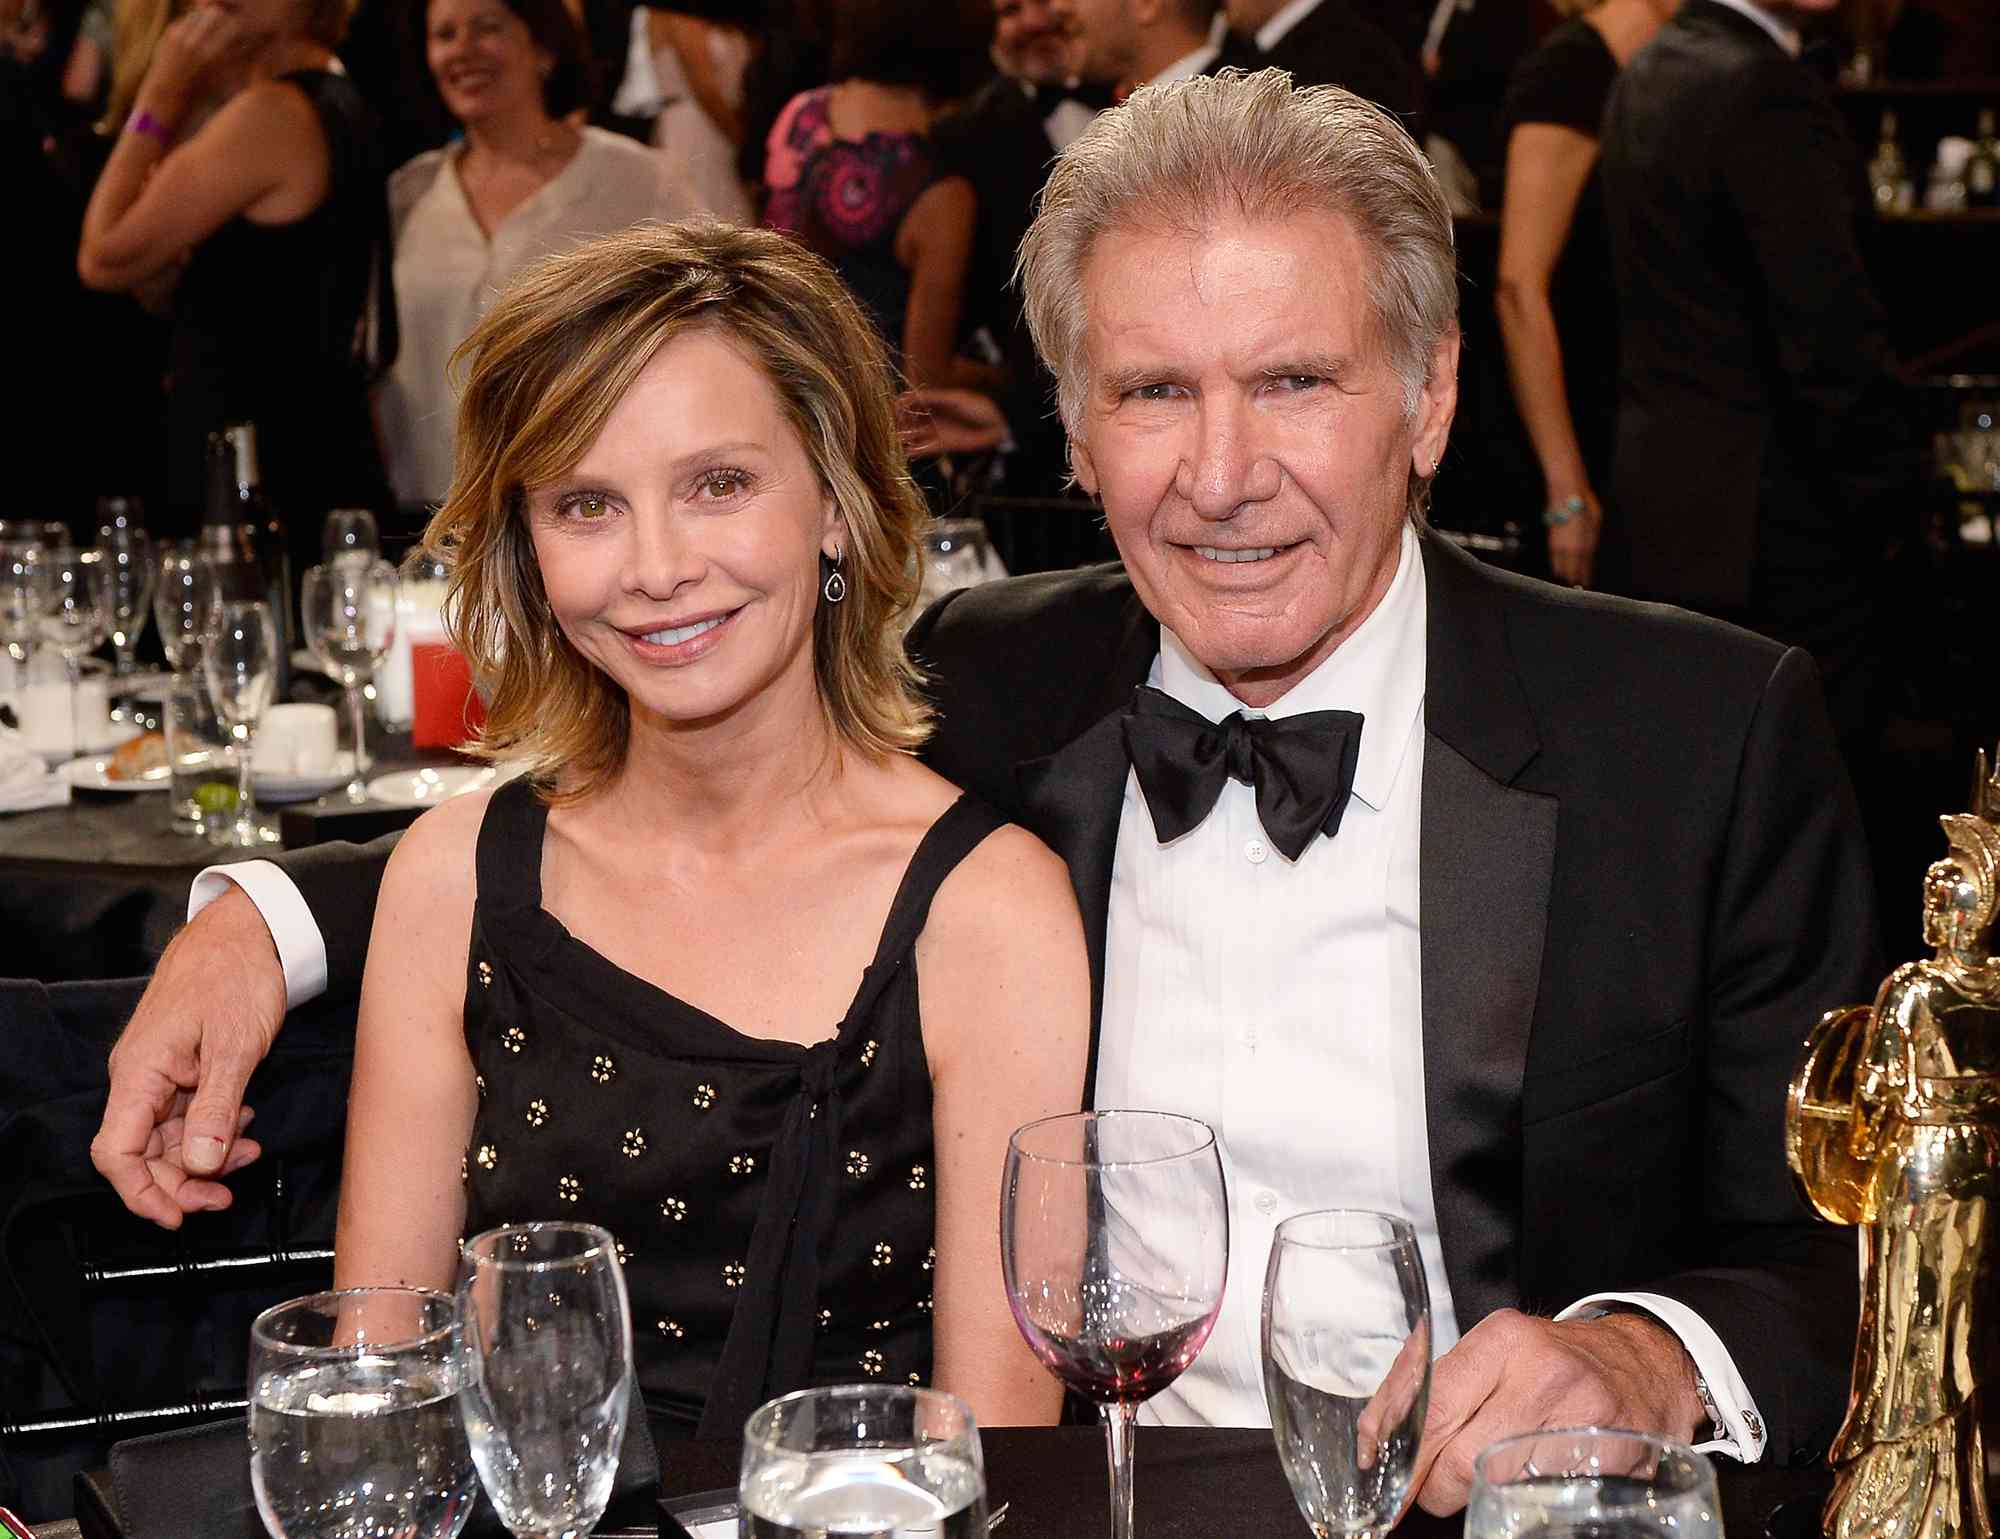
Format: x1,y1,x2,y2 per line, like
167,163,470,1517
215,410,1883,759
9,677,110,753
253,702,340,776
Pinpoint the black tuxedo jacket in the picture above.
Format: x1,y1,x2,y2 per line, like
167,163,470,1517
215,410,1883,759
1598,0,1917,610
285,534,1871,1460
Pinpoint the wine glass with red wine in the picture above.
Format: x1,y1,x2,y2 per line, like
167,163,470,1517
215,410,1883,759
1001,1111,1228,1539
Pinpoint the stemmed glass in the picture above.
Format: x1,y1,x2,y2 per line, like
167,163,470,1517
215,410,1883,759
154,542,223,671
300,559,399,802
35,547,111,755
1466,1429,1721,1539
1263,1210,1432,1539
323,508,380,569
201,598,279,847
739,1385,988,1536
97,519,156,677
457,1222,633,1539
1001,1110,1229,1539
248,1287,478,1539
1,540,46,672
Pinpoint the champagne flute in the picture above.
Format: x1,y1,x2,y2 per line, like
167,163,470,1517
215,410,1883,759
154,541,223,671
739,1385,988,1538
201,598,279,847
97,518,156,677
1001,1110,1228,1539
1,539,46,671
457,1222,633,1539
1262,1210,1431,1539
1465,1429,1721,1539
322,507,381,569
248,1287,478,1539
301,559,399,802
35,546,111,755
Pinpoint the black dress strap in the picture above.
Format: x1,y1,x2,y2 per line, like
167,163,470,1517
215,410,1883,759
473,774,549,914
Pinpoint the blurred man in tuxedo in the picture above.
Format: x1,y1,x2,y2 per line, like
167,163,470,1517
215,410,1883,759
1214,0,1420,127
1056,0,1220,93
1598,0,1922,757
95,72,1871,1511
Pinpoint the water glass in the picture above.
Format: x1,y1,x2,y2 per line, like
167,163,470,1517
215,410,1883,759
163,673,237,835
740,1385,988,1539
1263,1211,1432,1539
35,547,111,755
201,598,279,847
457,1222,633,1539
97,519,156,676
248,1287,478,1539
1465,1429,1722,1539
301,559,399,801
1001,1110,1229,1539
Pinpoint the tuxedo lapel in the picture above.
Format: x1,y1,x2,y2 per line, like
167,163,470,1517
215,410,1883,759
1416,534,1557,1329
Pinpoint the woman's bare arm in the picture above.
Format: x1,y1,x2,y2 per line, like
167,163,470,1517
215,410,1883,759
894,173,977,393
918,823,1090,1427
332,792,489,1295
79,12,327,290
1493,121,1602,586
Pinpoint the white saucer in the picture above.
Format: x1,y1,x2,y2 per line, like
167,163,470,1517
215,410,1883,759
366,761,524,808
254,753,358,804
61,754,171,793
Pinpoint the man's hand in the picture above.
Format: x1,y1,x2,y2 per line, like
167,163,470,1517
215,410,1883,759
90,885,287,1228
1408,1309,1706,1515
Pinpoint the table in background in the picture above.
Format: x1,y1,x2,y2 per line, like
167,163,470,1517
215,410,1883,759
0,734,449,982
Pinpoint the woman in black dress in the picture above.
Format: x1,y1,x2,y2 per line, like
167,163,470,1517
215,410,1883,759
78,0,391,554
331,223,1088,1436
1494,0,1675,588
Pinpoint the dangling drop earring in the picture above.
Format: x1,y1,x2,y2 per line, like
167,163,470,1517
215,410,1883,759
822,549,848,605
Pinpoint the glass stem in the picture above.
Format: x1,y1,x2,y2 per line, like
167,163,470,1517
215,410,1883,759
234,722,256,842
346,681,370,779
1104,1399,1138,1539
65,655,82,754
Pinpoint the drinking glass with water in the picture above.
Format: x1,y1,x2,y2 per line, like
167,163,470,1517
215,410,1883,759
457,1222,633,1539
248,1287,477,1539
1465,1428,1722,1539
739,1384,988,1539
1262,1210,1432,1539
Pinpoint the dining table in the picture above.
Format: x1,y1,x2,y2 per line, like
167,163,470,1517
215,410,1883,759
64,1419,1842,1539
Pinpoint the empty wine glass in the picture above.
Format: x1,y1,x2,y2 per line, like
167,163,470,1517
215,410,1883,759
1466,1429,1721,1539
201,598,279,847
97,518,156,677
154,541,222,671
1,540,46,670
1263,1210,1432,1539
248,1287,478,1539
1001,1110,1228,1539
301,559,399,802
739,1385,988,1538
323,508,380,569
36,546,111,755
457,1222,633,1539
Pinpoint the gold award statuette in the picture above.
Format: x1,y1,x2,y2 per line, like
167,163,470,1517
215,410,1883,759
1788,750,2000,1539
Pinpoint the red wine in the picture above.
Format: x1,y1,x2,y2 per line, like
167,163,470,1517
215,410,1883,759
1018,1313,1217,1404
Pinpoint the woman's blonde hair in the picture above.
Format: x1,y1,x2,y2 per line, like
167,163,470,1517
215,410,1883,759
99,0,352,130
425,221,933,801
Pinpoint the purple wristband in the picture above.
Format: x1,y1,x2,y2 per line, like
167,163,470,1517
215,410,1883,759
125,108,175,147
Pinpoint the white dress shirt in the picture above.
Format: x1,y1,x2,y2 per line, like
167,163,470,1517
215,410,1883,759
203,528,1764,1457
1700,0,1802,55
376,129,702,506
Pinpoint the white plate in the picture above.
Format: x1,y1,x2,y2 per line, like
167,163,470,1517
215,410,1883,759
366,762,524,807
254,753,359,804
32,723,141,766
60,754,171,793
107,669,175,699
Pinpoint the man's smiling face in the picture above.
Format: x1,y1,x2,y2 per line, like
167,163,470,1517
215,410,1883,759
1070,207,1457,706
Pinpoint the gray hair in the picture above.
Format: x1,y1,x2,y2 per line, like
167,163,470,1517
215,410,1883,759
1018,68,1458,438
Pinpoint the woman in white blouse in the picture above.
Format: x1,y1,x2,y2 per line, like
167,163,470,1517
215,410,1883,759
377,0,703,508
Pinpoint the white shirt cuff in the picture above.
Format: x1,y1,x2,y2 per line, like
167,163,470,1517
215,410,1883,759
1554,1292,1768,1463
188,860,330,1010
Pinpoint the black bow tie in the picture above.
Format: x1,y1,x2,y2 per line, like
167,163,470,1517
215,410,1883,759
1121,686,1363,862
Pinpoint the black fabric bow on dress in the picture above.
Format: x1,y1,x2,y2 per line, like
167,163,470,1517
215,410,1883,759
1120,685,1363,862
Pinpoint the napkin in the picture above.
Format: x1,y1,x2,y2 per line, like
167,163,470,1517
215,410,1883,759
0,728,69,812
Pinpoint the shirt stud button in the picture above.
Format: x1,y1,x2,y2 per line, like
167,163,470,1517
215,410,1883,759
1245,838,1268,865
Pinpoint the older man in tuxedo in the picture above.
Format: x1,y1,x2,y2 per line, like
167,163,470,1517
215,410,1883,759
93,72,1871,1511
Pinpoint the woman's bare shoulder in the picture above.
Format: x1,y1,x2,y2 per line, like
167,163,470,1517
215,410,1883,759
379,785,498,912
